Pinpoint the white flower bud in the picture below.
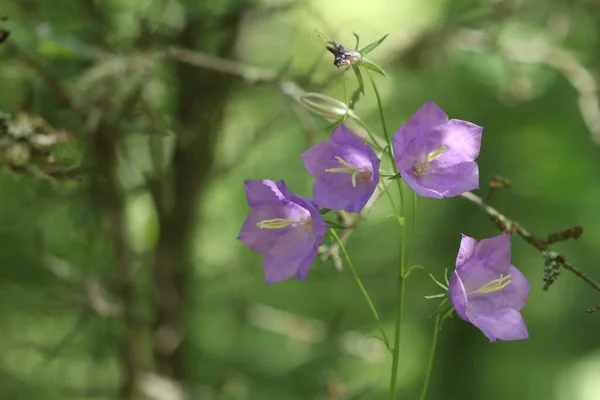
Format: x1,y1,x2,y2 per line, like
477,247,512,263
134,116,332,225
300,93,353,121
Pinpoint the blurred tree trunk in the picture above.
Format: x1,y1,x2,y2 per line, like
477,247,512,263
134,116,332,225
151,10,242,382
88,116,137,399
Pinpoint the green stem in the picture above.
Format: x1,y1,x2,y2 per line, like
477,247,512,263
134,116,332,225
389,183,406,399
366,70,391,144
380,182,403,227
407,192,418,273
329,228,392,352
365,68,407,400
352,115,385,152
419,313,441,400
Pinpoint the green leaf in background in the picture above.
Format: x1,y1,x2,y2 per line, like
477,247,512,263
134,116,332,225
359,33,389,55
360,58,387,76
352,64,365,94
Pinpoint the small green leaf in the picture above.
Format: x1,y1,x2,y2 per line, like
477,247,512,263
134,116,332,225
390,215,404,225
428,298,451,319
320,208,332,215
360,58,387,76
325,220,346,230
439,308,455,330
325,118,344,132
377,144,391,159
315,29,333,45
424,293,447,299
352,65,365,94
359,34,389,55
367,335,392,352
353,32,360,50
429,273,449,291
404,264,424,278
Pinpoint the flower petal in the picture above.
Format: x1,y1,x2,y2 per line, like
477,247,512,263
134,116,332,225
263,227,316,284
295,243,321,281
433,119,483,168
453,233,512,294
238,209,285,254
303,125,379,212
394,125,443,172
331,125,377,169
244,179,285,206
448,271,469,322
402,100,449,144
493,264,530,311
418,161,479,197
467,299,529,342
301,142,337,180
399,166,444,199
313,178,357,211
475,233,512,274
456,234,477,269
239,180,294,254
392,100,447,171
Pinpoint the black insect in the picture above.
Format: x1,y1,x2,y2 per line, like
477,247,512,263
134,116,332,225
325,40,361,68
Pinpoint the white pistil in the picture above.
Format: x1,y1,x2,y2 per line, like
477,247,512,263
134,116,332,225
257,217,313,231
256,218,297,229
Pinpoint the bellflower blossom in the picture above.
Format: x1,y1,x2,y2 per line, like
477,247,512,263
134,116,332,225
238,179,328,284
301,125,380,212
392,100,482,198
448,233,530,342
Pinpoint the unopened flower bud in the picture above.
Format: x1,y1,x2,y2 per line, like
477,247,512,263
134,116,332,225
300,93,353,121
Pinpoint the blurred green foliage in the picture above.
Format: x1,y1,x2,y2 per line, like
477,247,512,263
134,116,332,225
1,0,600,399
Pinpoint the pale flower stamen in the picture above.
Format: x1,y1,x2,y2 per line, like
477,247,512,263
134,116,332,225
325,156,360,187
469,274,512,295
412,145,447,177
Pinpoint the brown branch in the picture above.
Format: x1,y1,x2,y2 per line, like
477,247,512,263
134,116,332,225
546,226,583,245
165,46,278,84
482,175,512,202
8,42,75,108
586,304,600,314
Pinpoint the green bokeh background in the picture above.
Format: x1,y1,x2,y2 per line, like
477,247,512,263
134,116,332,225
1,0,599,399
